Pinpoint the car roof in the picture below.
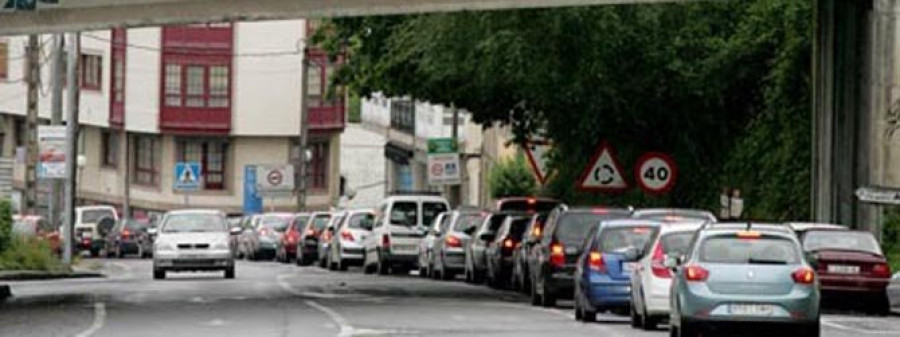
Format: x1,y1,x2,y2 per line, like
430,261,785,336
599,219,663,228
633,208,716,221
785,222,848,232
167,209,224,215
657,221,706,234
700,222,794,236
383,195,450,203
563,207,632,215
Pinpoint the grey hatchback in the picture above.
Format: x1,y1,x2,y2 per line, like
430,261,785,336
668,223,819,337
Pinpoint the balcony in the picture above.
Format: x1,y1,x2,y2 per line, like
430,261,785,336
309,105,345,131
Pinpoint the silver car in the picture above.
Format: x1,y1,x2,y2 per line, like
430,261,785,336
240,213,292,261
152,210,238,280
329,210,375,271
418,212,449,278
668,223,820,337
318,211,346,268
432,210,486,280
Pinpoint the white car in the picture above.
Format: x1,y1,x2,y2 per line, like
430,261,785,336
328,210,375,271
629,220,705,330
74,205,119,257
152,209,238,280
363,194,450,275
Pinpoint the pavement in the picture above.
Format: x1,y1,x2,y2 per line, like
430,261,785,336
1,258,898,337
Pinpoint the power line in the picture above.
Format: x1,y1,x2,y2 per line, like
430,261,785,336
82,33,306,58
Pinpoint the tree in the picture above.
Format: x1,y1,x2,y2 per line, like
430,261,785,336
0,199,12,253
489,155,537,198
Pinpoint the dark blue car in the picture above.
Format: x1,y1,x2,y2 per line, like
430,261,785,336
574,220,661,322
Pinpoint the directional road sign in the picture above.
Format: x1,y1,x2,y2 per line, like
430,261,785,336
577,142,628,192
174,162,201,191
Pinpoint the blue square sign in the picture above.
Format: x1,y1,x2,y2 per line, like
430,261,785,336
174,162,202,191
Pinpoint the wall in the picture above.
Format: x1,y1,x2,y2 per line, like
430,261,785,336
124,28,160,133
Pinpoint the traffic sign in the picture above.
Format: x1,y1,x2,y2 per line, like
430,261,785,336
256,164,295,197
426,138,460,186
635,152,678,194
577,142,628,192
174,162,202,191
524,139,552,185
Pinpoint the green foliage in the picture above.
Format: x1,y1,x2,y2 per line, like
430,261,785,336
0,199,12,253
321,0,813,218
883,209,900,271
348,92,362,123
0,236,68,272
489,155,537,198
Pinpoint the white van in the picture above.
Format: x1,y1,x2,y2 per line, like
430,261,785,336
362,194,450,275
74,205,119,256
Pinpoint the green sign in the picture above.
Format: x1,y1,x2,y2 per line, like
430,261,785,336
427,138,458,154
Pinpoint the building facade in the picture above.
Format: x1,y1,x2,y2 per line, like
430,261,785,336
0,20,345,218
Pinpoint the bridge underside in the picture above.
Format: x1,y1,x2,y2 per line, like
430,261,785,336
0,0,681,36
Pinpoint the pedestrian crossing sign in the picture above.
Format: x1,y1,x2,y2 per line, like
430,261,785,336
174,162,202,191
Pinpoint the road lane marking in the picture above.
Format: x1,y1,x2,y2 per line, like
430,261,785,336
822,317,900,334
276,274,373,300
305,300,354,337
74,302,106,337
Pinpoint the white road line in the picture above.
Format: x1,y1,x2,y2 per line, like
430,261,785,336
821,317,900,335
74,302,106,337
304,300,354,337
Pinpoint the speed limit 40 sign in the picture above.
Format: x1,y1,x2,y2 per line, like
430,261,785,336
635,152,677,194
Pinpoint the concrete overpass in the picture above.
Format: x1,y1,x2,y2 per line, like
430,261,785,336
1,0,899,229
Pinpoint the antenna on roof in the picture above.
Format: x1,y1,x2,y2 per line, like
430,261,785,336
745,222,752,231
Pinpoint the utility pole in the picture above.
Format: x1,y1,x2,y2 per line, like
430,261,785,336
450,105,461,207
49,34,65,231
295,47,310,212
122,132,130,220
24,35,40,216
62,33,80,267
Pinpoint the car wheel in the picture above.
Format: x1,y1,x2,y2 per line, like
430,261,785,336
630,302,643,328
800,321,820,337
540,278,556,307
678,318,698,337
574,296,583,321
870,294,891,316
338,259,349,271
530,276,542,306
376,249,389,275
153,269,166,280
224,267,235,279
581,304,596,323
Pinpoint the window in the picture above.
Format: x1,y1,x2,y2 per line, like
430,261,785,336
292,140,329,190
306,63,322,107
80,54,102,91
163,63,230,109
112,57,124,103
176,139,229,190
101,131,118,168
390,100,415,134
133,135,159,185
0,41,8,79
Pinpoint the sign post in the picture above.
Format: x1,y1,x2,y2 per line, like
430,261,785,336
174,162,201,206
427,138,461,186
577,142,628,192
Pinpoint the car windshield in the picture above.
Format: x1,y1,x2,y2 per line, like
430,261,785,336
390,202,418,227
162,214,225,233
291,216,310,230
311,215,331,230
347,213,374,229
82,209,115,223
555,211,631,248
660,231,695,257
422,202,448,228
803,231,883,255
260,215,292,232
598,226,658,253
700,235,801,264
453,214,485,233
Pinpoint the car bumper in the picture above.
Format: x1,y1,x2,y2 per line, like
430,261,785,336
819,275,890,293
339,247,365,260
154,250,233,271
587,277,632,309
644,277,674,316
443,251,466,270
549,272,575,298
679,284,819,324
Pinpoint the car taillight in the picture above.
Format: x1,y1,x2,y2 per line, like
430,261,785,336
589,251,606,272
260,228,270,236
503,238,514,249
532,225,542,238
382,234,391,248
872,263,891,278
446,235,462,248
550,241,565,267
341,231,354,242
684,265,709,282
305,228,316,237
322,231,332,241
287,233,297,243
792,267,816,284
650,243,671,279
120,230,130,239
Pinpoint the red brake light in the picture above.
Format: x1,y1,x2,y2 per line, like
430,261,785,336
527,198,537,205
591,208,608,214
446,235,462,248
120,230,130,239
736,231,761,239
550,242,565,267
872,263,891,278
532,225,543,238
382,234,391,248
650,243,671,278
792,268,816,284
305,228,316,237
341,231,354,242
685,265,709,282
589,251,606,272
503,238,514,249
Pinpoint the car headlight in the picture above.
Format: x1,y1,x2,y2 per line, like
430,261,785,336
155,242,174,252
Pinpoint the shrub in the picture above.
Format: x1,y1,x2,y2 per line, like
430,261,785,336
882,209,900,272
489,154,537,199
0,199,12,254
0,236,68,272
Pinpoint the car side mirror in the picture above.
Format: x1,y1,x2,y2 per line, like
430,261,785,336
230,227,243,236
663,254,681,269
478,231,495,242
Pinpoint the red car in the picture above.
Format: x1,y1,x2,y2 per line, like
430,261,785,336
277,213,310,263
12,215,61,255
800,229,892,314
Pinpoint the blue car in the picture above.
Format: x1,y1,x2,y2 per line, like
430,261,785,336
574,220,661,322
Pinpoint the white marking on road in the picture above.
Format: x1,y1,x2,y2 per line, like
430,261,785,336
206,319,225,327
822,317,900,334
74,302,106,337
305,300,354,337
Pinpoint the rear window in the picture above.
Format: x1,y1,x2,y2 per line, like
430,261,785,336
507,217,531,241
260,215,292,232
660,231,695,257
484,214,509,233
390,202,418,226
347,213,374,229
802,231,883,255
292,216,310,230
423,202,448,228
700,235,801,264
453,214,485,232
598,226,658,253
497,200,559,213
82,209,115,223
555,211,630,248
311,215,331,231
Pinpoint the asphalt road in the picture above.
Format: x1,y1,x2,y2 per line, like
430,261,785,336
1,258,899,337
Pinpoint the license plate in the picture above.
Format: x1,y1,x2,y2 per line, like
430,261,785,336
729,304,775,316
622,262,636,273
393,245,417,253
565,247,578,254
827,265,860,274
